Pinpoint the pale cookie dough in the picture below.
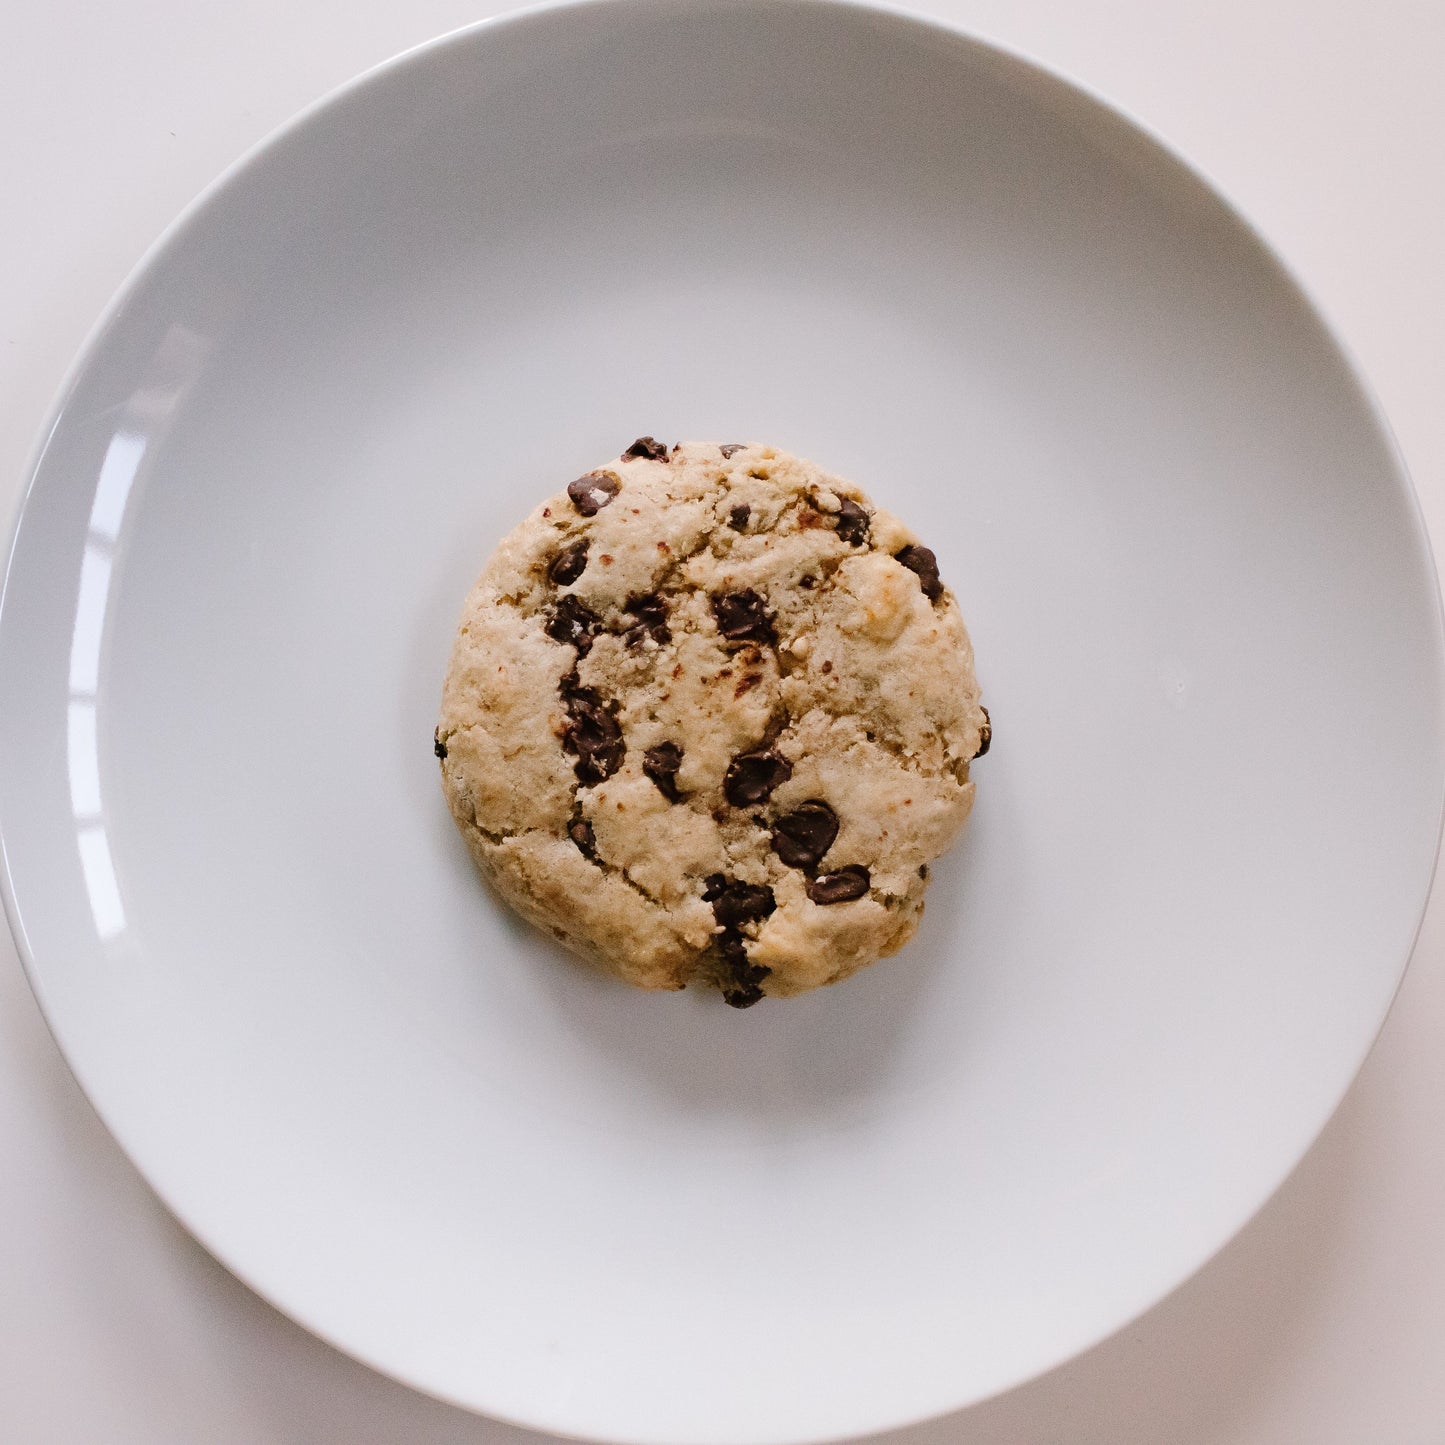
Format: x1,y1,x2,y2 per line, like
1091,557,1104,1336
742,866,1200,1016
436,438,990,1006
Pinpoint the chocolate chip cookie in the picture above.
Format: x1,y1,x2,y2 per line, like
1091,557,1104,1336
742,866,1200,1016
436,440,989,1006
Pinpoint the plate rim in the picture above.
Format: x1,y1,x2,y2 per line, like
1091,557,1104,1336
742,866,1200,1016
2,1,1443,1441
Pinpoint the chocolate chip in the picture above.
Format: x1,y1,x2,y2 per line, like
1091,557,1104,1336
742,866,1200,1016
723,749,792,806
835,497,871,546
569,817,597,857
894,544,943,602
722,976,767,1008
567,469,621,516
975,705,991,758
433,728,447,760
728,504,750,531
643,741,683,801
623,592,670,645
799,575,815,589
806,865,870,904
717,932,770,1008
711,588,776,644
623,436,669,461
702,874,777,929
719,443,746,458
548,538,589,586
771,800,838,869
545,594,601,654
562,689,625,784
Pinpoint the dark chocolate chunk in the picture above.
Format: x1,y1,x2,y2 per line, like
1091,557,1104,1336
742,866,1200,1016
545,594,601,654
719,443,746,458
728,504,750,532
711,588,776,644
771,800,839,869
548,538,589,586
835,497,871,546
722,976,767,1008
894,544,943,602
702,874,777,929
807,865,871,904
723,749,792,806
562,689,625,784
433,728,447,760
975,705,991,758
643,741,683,801
623,592,670,646
567,469,621,516
718,932,770,1008
569,817,597,857
623,436,669,461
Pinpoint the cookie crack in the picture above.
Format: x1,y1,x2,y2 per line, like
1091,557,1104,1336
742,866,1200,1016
568,802,669,907
612,861,667,908
464,817,523,847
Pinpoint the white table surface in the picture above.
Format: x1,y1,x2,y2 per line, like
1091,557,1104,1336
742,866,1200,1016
3,2,1444,1441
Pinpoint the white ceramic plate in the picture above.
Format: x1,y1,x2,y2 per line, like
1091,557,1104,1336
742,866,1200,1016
2,2,1442,1441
